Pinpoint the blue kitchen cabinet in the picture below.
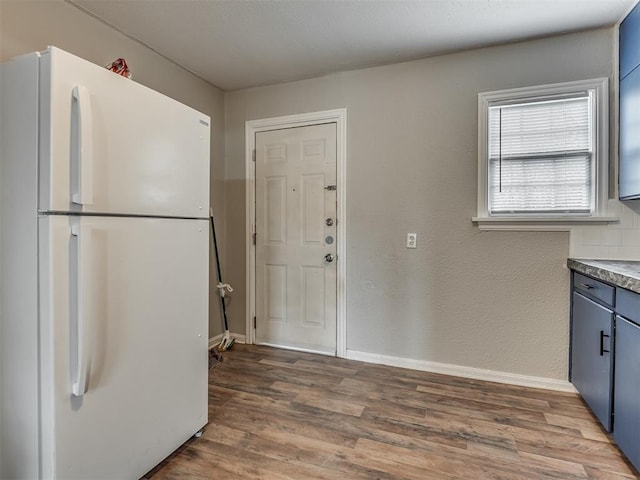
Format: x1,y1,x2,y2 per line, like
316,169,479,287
619,66,640,199
620,1,640,80
570,266,640,473
619,1,640,199
571,291,615,431
614,315,640,471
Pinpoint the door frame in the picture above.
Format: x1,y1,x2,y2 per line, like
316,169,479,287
245,109,347,357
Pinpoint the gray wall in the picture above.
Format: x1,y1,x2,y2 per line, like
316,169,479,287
225,28,615,380
0,0,227,338
0,0,616,382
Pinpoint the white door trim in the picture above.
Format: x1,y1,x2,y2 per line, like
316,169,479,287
245,109,347,358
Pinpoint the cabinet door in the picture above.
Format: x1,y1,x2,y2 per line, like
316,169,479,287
614,316,640,472
620,1,640,81
571,292,614,431
619,66,640,200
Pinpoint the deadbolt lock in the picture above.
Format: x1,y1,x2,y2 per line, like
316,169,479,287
325,218,334,226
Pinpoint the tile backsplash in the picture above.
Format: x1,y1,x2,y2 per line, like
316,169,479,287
570,199,640,259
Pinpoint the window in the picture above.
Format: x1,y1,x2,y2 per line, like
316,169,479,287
474,78,616,230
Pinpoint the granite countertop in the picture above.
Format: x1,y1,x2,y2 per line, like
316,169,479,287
567,259,640,294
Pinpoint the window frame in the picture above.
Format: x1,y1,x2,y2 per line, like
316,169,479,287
474,78,617,231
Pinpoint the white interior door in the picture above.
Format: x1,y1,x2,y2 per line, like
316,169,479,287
255,123,337,354
39,215,209,479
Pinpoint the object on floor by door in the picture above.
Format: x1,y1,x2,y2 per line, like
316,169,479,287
208,346,223,370
210,209,234,351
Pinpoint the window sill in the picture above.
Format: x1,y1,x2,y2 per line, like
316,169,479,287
471,216,619,231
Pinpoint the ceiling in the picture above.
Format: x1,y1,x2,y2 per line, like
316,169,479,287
69,0,635,91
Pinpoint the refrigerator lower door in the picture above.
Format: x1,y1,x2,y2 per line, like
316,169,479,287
39,215,209,479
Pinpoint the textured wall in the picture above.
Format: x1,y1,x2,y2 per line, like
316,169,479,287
0,0,226,338
0,1,618,381
225,28,615,381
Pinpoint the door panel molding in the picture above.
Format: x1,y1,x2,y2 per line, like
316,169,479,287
245,109,347,357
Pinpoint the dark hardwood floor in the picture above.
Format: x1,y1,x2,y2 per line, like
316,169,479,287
145,344,639,479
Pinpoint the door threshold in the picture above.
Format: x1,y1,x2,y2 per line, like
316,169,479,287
256,342,336,357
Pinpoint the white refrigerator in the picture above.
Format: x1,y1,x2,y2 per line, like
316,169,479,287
0,47,210,479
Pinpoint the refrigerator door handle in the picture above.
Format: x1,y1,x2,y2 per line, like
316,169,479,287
71,85,94,206
71,223,93,396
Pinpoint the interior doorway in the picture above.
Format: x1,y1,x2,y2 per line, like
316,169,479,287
245,109,347,357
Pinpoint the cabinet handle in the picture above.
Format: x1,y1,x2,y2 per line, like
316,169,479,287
579,283,594,290
599,330,610,356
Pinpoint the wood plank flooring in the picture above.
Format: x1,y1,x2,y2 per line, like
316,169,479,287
145,344,639,479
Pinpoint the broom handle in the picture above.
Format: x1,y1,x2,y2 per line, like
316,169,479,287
210,212,229,331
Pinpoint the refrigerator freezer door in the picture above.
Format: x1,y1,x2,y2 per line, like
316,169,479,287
39,47,210,218
39,215,209,479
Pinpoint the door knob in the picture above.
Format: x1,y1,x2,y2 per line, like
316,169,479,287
324,253,334,263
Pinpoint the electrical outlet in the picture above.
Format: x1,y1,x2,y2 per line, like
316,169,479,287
406,233,417,249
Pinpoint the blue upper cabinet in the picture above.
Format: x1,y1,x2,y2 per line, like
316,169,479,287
620,2,640,80
619,1,640,199
619,67,640,199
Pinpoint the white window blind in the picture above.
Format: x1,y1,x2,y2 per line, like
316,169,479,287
488,93,593,214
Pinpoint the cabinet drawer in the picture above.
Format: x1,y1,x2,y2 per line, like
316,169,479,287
573,273,614,307
617,288,640,325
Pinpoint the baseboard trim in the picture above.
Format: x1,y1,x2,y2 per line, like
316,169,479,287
208,333,246,350
345,350,576,393
206,339,575,392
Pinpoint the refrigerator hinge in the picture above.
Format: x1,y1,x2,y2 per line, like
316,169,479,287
252,149,256,162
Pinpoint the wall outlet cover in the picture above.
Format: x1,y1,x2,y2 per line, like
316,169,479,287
407,233,417,248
